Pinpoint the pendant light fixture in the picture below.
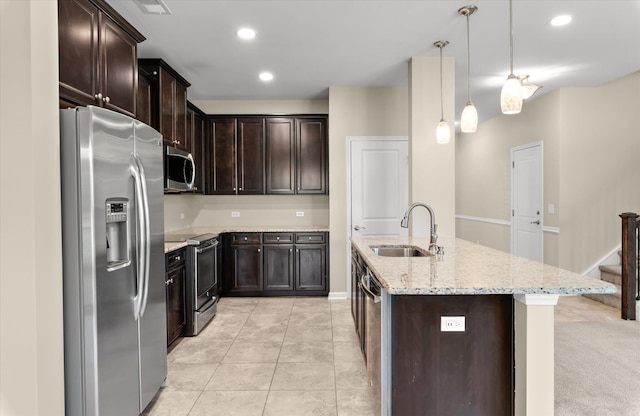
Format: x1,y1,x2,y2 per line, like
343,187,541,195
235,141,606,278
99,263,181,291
518,74,542,100
458,5,478,133
500,0,523,114
434,40,450,144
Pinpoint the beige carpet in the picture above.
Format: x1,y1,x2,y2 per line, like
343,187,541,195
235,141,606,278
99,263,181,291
555,296,640,416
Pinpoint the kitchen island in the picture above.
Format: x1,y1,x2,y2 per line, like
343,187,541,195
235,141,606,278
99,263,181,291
350,235,616,416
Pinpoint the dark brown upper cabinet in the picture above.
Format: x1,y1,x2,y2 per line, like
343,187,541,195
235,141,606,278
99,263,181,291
265,118,296,194
187,102,206,193
137,59,191,151
206,117,265,195
58,0,144,118
296,118,328,194
266,117,328,195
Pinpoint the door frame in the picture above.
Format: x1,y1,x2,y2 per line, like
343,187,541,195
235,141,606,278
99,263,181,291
510,141,544,261
346,136,408,296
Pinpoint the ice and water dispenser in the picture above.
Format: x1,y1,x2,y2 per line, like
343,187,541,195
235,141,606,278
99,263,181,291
106,198,130,270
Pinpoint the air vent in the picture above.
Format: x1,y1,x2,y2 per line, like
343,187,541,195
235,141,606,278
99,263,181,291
134,0,172,15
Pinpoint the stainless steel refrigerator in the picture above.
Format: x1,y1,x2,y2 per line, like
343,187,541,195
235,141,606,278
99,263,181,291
60,106,167,416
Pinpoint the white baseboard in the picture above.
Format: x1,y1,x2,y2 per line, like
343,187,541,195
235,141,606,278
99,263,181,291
328,291,349,300
582,244,622,279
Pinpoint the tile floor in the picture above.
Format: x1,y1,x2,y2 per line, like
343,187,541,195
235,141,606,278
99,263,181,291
142,297,375,416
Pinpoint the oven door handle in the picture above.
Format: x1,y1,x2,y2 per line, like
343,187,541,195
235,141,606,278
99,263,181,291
196,241,219,254
360,274,381,303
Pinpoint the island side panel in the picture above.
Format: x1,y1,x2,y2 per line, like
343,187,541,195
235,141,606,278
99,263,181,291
390,294,514,416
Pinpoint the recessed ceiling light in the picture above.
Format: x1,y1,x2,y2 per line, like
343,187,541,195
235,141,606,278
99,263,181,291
550,15,572,26
133,0,172,15
259,72,274,82
237,28,257,40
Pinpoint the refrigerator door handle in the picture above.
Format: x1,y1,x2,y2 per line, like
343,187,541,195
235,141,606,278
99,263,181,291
136,154,151,318
130,155,146,320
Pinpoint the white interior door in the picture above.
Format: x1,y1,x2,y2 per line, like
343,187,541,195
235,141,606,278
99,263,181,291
350,138,408,237
511,142,543,262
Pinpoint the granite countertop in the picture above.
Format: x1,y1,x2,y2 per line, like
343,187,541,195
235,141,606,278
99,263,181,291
350,235,617,296
164,225,329,253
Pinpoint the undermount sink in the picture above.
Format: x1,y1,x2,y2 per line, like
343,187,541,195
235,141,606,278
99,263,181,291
370,245,431,257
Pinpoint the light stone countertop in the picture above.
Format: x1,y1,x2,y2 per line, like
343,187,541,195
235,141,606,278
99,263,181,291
350,235,617,296
164,225,329,253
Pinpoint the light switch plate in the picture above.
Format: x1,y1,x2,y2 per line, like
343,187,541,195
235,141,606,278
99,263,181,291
441,316,465,332
548,203,555,214
231,211,240,218
296,211,304,217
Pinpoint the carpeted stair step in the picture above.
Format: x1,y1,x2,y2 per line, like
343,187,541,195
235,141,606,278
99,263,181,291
583,284,622,309
599,264,622,286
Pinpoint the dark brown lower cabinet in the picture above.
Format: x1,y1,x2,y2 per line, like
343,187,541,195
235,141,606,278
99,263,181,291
165,248,186,346
223,232,328,296
390,295,514,416
263,245,294,291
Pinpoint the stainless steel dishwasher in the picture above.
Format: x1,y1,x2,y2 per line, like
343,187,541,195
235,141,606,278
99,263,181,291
361,270,382,416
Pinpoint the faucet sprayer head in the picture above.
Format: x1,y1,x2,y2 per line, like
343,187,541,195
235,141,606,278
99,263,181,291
400,216,409,228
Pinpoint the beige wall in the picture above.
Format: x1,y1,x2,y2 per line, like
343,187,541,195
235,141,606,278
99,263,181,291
328,86,409,294
165,194,329,231
191,99,328,115
409,57,456,238
0,0,65,415
557,71,640,272
456,71,640,272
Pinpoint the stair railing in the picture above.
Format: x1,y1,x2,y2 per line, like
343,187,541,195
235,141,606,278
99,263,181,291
620,212,639,320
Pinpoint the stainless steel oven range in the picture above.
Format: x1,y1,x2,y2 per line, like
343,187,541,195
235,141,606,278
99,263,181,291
166,233,220,336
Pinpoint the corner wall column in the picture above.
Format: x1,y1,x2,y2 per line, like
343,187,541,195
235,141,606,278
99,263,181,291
408,57,456,238
514,294,559,416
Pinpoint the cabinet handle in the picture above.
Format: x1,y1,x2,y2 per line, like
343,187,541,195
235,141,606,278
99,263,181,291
175,256,181,261
239,187,242,191
165,280,170,286
94,92,102,100
244,236,248,241
277,236,280,241
233,187,236,191
258,248,261,253
290,249,292,252
103,96,110,103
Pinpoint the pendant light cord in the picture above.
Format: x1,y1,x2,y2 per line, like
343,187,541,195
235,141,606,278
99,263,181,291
439,45,444,119
509,0,514,74
466,13,471,102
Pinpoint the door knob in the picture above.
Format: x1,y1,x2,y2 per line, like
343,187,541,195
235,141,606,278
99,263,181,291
354,226,366,231
530,220,540,225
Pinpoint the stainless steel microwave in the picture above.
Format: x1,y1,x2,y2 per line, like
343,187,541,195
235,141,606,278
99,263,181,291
165,146,195,192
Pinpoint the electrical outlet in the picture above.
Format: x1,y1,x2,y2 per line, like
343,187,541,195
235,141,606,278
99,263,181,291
231,211,240,218
296,211,304,217
179,212,185,220
441,316,465,332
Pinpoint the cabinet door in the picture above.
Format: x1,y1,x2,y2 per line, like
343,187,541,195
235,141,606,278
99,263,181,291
100,15,137,117
160,69,176,147
208,118,237,194
263,245,295,291
237,118,265,195
296,118,327,194
191,110,205,193
166,265,186,345
230,245,263,292
136,68,156,126
265,118,295,194
58,0,99,107
174,81,188,151
295,244,326,292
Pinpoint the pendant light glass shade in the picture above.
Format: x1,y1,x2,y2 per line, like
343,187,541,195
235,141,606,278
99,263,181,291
501,74,523,114
459,6,478,133
519,75,542,100
433,40,449,144
501,0,523,115
460,102,478,133
436,118,451,144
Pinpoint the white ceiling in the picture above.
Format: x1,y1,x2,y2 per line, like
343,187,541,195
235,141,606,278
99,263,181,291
106,0,640,124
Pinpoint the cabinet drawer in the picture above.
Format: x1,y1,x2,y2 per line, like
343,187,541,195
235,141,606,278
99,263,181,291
166,248,186,270
295,233,326,244
263,232,294,244
232,233,262,245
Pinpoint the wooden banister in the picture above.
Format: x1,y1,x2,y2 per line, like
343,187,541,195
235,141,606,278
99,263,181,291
620,212,638,320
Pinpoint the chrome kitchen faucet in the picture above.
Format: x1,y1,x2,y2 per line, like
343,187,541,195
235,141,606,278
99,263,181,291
400,202,440,254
